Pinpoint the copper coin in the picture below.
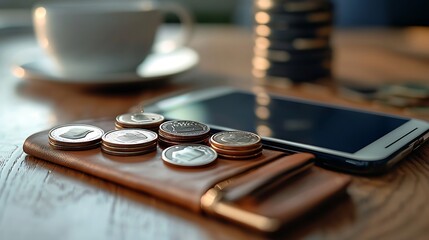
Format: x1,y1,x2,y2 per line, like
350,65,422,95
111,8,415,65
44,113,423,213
101,146,157,156
162,144,217,167
115,123,159,132
102,129,158,148
101,141,158,152
49,140,101,151
116,112,164,128
49,124,104,146
210,131,261,150
158,136,208,148
210,143,263,156
218,151,263,160
158,131,210,142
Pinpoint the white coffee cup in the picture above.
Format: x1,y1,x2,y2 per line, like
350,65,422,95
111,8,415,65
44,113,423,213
32,1,192,78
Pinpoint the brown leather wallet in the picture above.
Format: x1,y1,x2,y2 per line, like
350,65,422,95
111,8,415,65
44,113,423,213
23,119,351,233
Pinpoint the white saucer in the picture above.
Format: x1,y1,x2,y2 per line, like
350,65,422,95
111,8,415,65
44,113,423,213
13,47,199,85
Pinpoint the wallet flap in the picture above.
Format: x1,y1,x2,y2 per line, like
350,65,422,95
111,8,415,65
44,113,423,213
201,166,351,232
218,153,315,202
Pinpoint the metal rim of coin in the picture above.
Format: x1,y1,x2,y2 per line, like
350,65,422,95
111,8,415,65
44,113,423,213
161,144,218,168
209,143,263,156
114,123,159,132
48,138,100,148
101,141,158,152
49,141,101,151
115,123,160,130
102,129,158,148
101,146,157,156
158,131,210,142
218,151,263,160
49,124,104,146
159,120,210,139
209,131,262,149
115,112,164,128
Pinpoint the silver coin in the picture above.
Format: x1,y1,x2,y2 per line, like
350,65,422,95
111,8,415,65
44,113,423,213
162,144,217,167
211,131,261,148
49,124,104,145
116,112,164,127
159,120,210,137
102,129,158,147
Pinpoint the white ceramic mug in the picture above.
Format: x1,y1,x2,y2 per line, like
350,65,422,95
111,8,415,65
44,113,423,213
32,1,192,78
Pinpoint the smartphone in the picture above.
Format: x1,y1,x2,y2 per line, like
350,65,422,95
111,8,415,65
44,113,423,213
144,87,429,174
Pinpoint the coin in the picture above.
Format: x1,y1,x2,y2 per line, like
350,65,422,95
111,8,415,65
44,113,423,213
101,146,157,156
218,151,263,160
116,112,164,128
210,131,261,149
210,143,263,156
101,141,158,152
159,120,210,140
49,124,104,146
209,131,263,160
49,140,101,151
102,129,158,148
162,144,217,167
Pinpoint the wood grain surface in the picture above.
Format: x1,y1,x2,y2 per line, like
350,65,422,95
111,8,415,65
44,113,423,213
1,25,429,240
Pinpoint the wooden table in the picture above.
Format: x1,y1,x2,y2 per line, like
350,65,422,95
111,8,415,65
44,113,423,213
1,24,429,240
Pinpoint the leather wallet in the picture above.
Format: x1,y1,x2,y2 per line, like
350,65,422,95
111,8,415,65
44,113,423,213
23,119,351,233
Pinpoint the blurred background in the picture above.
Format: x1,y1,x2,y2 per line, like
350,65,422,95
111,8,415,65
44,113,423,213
1,0,429,27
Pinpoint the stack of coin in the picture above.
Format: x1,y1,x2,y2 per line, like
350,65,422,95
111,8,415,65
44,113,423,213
49,124,104,150
252,0,333,86
209,131,263,159
101,129,158,156
158,120,211,147
115,112,164,132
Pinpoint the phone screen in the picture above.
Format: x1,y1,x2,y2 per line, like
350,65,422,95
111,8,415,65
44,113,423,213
155,91,408,153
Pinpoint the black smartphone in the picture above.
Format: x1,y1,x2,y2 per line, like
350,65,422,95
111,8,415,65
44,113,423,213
145,87,429,174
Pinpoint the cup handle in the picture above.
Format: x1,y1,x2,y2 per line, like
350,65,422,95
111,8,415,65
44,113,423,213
154,3,193,53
